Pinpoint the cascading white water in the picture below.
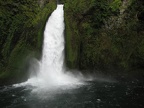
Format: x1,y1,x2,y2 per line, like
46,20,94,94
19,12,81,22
17,5,84,88
38,4,65,85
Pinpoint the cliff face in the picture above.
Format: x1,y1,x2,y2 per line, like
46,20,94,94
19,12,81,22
0,0,56,84
0,0,144,84
63,0,144,72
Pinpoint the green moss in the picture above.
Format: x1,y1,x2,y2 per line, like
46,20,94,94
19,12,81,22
110,0,122,12
64,14,80,68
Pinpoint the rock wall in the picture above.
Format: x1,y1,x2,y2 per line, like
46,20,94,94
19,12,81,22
63,0,144,72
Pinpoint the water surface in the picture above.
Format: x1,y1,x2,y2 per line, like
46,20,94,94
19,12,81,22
0,78,144,108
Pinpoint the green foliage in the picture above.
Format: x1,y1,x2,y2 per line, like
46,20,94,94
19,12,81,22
110,0,122,12
65,15,80,68
63,0,144,71
63,0,119,69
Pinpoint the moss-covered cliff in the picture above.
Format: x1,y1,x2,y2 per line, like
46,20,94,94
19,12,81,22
63,0,144,72
0,0,56,84
1,0,144,84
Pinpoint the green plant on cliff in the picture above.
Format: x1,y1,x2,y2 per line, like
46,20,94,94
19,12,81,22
110,0,122,12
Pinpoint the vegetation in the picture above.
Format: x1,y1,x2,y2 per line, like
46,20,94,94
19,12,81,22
0,0,56,84
62,0,144,72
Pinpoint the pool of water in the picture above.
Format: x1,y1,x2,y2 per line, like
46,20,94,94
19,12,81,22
0,78,144,108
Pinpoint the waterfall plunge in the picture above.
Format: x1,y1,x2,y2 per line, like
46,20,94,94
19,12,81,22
38,4,66,85
18,5,84,89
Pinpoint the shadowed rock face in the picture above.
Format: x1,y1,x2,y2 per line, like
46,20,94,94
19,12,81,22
138,11,144,21
57,0,63,4
57,0,59,4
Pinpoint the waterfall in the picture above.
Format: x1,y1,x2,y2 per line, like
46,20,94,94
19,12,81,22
38,4,65,85
16,5,84,88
